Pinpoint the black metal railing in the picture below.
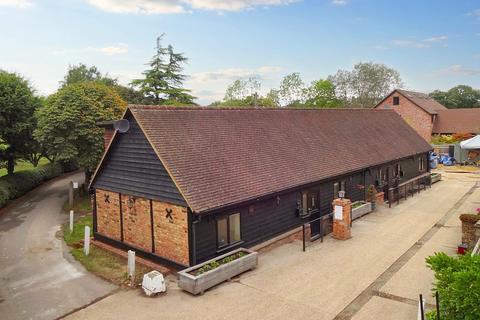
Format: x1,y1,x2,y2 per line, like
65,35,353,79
388,173,432,208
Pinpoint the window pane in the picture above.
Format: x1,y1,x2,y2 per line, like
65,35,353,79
229,213,241,243
340,181,346,191
333,182,339,198
217,218,228,247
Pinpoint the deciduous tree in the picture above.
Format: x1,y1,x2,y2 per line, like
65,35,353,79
304,79,341,108
35,82,127,181
430,85,480,109
0,70,40,175
278,72,306,107
328,62,403,108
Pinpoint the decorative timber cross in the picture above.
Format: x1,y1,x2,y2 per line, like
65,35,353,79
165,208,173,223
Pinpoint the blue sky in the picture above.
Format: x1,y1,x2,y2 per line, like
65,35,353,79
0,0,479,105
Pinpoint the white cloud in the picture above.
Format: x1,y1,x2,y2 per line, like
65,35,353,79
0,0,32,8
331,0,347,6
187,65,283,104
374,45,389,50
93,44,129,55
190,65,283,82
86,0,185,14
86,0,299,14
392,40,429,49
468,9,480,18
51,43,129,56
423,35,447,43
438,64,480,76
392,35,447,49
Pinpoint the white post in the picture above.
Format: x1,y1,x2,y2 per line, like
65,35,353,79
84,226,90,256
69,210,74,233
128,250,136,280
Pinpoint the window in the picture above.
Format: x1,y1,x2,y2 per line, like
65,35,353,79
393,96,400,105
217,213,241,248
333,181,346,198
395,164,403,177
419,156,426,171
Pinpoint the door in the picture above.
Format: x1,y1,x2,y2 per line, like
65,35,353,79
308,190,321,237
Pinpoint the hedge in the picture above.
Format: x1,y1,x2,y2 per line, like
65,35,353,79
0,162,64,209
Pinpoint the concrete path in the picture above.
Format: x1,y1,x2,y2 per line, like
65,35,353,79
0,172,116,320
65,176,476,320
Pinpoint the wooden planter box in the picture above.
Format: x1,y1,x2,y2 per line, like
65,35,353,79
177,248,258,295
431,173,441,184
351,201,373,220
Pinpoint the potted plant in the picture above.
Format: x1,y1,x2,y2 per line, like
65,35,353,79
366,185,377,210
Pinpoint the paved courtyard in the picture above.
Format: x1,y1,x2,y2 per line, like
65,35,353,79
67,173,478,320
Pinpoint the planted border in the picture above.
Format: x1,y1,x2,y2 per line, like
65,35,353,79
178,248,258,295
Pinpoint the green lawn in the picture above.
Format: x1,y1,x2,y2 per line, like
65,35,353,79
63,215,151,285
0,158,50,177
63,194,93,214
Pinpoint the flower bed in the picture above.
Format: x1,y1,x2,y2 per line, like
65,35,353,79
351,201,373,220
177,248,258,295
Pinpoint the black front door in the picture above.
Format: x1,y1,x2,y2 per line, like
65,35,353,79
308,190,321,237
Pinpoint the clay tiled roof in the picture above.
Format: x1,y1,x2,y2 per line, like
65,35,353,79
396,90,447,114
375,89,447,114
433,109,480,134
129,106,432,213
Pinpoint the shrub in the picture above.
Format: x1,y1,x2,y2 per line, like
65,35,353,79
459,214,480,224
426,252,480,320
0,162,63,208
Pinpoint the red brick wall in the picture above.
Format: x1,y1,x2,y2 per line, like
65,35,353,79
96,190,121,241
103,128,114,150
121,195,153,253
95,189,189,266
376,93,433,141
152,201,189,266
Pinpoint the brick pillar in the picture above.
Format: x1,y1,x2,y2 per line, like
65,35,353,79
332,198,352,240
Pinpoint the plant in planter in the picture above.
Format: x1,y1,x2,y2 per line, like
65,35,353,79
178,248,257,295
351,200,373,220
366,185,377,210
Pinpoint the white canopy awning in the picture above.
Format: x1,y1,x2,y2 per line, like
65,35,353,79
460,135,480,150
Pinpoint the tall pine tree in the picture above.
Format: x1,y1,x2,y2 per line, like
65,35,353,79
132,35,196,105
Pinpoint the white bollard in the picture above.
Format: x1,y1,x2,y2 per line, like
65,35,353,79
84,226,90,256
128,250,136,280
69,210,74,233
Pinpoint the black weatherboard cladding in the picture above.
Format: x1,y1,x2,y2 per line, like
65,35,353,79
92,113,187,207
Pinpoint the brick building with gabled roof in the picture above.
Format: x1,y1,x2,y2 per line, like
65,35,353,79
374,89,480,141
90,105,431,267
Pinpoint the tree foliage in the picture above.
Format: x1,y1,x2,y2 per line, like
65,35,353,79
278,73,306,106
60,63,153,105
60,63,117,88
213,77,278,107
328,62,403,108
430,85,480,109
35,82,127,180
304,79,341,108
132,35,196,105
426,252,480,320
0,70,40,175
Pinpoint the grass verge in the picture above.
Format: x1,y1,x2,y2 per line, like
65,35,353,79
63,215,151,286
63,194,92,214
0,158,50,177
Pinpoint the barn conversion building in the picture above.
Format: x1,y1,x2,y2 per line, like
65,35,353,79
90,106,432,268
374,89,480,141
